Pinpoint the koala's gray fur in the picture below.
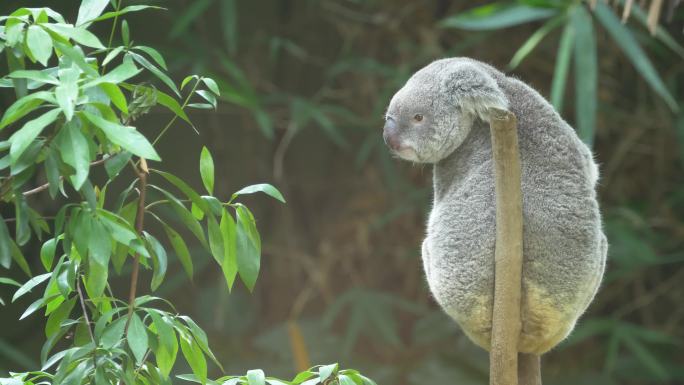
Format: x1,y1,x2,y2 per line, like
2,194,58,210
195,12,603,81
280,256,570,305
384,57,606,354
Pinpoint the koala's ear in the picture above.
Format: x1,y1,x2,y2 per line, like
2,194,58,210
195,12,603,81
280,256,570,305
443,64,509,121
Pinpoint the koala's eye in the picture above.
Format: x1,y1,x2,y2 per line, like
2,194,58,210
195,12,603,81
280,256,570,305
414,114,423,122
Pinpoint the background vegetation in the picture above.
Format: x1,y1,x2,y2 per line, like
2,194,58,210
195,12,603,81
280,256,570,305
1,1,683,384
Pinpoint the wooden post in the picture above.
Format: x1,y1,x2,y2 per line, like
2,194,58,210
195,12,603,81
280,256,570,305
488,108,524,385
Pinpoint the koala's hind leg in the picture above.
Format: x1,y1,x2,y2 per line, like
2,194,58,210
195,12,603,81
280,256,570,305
518,284,576,354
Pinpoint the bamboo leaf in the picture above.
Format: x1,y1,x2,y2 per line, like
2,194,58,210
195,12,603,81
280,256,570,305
440,4,557,30
594,2,678,111
572,6,597,146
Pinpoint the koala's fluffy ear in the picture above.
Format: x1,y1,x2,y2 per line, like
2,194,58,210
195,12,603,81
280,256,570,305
443,63,509,121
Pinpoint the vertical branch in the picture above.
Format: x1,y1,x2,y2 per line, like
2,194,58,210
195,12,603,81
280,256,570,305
488,108,524,385
518,353,541,385
125,158,148,331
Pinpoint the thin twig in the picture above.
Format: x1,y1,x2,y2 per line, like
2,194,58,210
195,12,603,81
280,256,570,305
76,277,98,371
151,78,201,146
102,0,123,75
21,157,108,197
76,278,96,342
125,158,148,332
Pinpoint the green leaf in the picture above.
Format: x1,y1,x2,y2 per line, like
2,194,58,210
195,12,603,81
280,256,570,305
84,58,141,88
146,232,168,291
207,214,224,266
550,21,574,111
88,218,112,266
104,151,132,179
12,273,51,302
55,66,80,121
232,183,285,203
148,185,207,247
509,16,563,69
26,25,53,66
44,147,60,199
40,237,59,271
319,364,337,382
152,170,209,212
199,147,215,194
154,88,194,127
121,20,130,46
202,77,220,95
82,111,161,160
7,70,59,85
127,312,149,364
134,46,167,70
439,4,556,30
247,369,265,385
338,375,356,385
54,119,91,189
572,6,597,147
0,214,12,269
45,296,76,338
128,52,179,96
20,296,52,320
235,205,260,291
180,333,207,385
100,83,128,114
0,277,21,287
89,5,164,23
42,23,105,49
594,2,678,112
219,210,237,289
195,90,217,109
181,75,198,90
178,315,221,370
76,0,111,26
0,91,54,131
100,317,126,348
148,310,176,354
9,108,61,161
103,46,124,67
53,41,98,77
163,224,193,279
153,314,178,378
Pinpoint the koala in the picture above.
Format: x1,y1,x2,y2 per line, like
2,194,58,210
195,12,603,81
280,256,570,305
384,57,607,354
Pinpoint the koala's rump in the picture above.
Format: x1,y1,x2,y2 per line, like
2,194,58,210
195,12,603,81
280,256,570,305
424,163,604,354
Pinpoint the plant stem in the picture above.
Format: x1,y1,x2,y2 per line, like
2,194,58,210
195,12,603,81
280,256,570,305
20,158,108,197
125,157,148,332
102,0,123,75
76,277,98,372
151,78,201,146
76,278,96,342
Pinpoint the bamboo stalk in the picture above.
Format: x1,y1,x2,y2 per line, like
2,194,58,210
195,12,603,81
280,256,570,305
622,0,634,22
488,108,525,385
647,0,664,35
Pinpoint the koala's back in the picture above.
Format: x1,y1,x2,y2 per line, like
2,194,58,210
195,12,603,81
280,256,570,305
424,61,606,354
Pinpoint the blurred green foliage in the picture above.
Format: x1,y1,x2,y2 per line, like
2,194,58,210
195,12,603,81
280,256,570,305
1,0,683,384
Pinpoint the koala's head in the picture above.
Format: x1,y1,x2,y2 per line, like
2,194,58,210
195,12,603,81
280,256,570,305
383,58,508,163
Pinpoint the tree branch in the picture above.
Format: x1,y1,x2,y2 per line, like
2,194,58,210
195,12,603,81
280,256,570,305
487,108,528,385
125,157,148,332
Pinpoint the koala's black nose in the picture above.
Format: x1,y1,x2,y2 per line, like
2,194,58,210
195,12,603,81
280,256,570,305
383,118,401,150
